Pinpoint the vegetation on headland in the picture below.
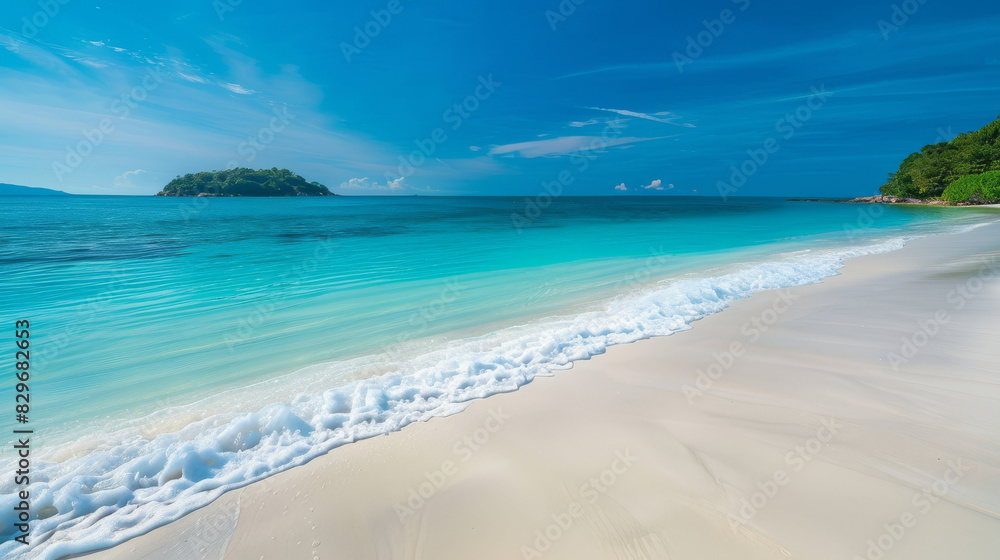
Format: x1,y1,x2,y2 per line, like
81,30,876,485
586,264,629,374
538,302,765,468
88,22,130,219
941,170,1000,204
878,116,1000,203
155,168,335,197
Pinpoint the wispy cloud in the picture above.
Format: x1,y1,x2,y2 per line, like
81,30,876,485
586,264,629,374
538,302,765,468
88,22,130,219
0,35,21,54
0,34,405,193
221,82,256,95
587,107,695,128
488,135,668,158
339,176,407,191
555,63,675,81
614,182,627,191
569,118,599,127
560,17,1000,84
176,72,209,84
112,168,147,188
79,59,109,69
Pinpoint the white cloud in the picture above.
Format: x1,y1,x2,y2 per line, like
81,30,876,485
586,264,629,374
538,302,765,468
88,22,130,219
488,135,668,158
0,36,21,54
569,118,599,127
339,176,407,191
221,82,256,95
587,107,695,128
642,179,663,190
113,169,146,188
614,183,627,191
468,145,482,151
85,40,137,57
178,72,209,84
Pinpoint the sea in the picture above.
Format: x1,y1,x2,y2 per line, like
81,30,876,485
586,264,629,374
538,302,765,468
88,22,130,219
1,195,996,558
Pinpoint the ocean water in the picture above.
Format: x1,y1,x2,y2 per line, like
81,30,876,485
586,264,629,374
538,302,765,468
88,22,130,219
0,195,996,558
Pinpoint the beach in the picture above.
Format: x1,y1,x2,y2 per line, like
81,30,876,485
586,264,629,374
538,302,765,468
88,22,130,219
6,0,1000,557
82,220,1000,560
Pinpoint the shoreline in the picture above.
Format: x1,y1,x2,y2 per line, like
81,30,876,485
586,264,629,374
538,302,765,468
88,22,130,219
788,195,1000,207
841,195,1000,207
83,222,1000,559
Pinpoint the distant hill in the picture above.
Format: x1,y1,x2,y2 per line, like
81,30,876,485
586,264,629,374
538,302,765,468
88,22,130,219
0,183,72,196
156,168,336,197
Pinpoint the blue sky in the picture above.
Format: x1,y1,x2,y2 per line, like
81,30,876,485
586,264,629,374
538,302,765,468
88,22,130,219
1,0,998,196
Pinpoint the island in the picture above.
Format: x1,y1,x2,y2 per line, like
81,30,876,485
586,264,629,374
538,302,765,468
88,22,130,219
155,168,336,197
0,183,72,196
849,116,1000,205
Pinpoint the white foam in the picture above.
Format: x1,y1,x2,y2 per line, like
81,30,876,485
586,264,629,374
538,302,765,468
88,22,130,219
0,235,913,558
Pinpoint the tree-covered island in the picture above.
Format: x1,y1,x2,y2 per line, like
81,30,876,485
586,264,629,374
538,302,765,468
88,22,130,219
155,168,336,197
856,116,1000,205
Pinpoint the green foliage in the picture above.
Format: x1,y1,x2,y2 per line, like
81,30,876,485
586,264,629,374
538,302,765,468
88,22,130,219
881,116,1000,199
158,168,334,196
941,170,1000,203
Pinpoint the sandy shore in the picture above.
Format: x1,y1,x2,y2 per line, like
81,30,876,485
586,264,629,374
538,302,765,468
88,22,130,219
88,223,1000,560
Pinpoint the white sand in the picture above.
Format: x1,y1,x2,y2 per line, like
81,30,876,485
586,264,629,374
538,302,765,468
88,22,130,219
87,224,1000,560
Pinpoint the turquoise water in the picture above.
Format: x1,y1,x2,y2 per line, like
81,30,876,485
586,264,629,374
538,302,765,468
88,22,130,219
0,197,967,433
0,195,995,558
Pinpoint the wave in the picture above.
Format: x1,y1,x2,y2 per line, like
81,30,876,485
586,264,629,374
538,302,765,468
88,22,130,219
0,235,913,559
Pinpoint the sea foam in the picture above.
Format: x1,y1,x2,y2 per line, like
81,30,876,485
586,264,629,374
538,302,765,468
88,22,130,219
0,235,911,559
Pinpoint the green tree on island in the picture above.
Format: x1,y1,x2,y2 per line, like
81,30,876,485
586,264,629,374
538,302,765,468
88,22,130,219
880,116,1000,202
156,168,335,197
